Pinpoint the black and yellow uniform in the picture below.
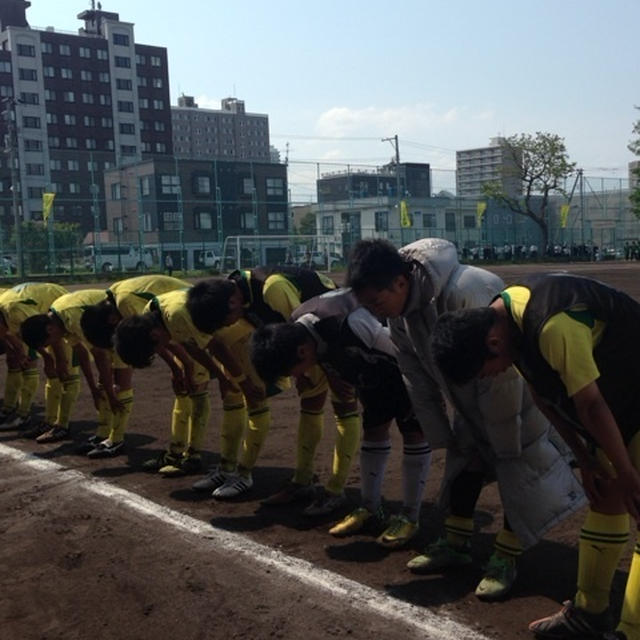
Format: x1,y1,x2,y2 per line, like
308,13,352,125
504,275,640,638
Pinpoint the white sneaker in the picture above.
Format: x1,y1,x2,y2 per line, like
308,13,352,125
192,466,234,492
212,473,253,499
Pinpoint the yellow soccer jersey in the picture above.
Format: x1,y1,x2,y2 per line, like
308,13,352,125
144,289,212,349
0,282,68,336
50,289,106,346
108,275,190,318
261,272,336,320
503,285,606,397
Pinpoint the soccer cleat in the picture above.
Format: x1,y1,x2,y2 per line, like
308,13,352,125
406,537,473,573
22,421,53,439
329,505,385,537
302,490,348,517
0,409,16,428
192,465,234,492
142,451,181,473
602,633,627,640
376,514,419,549
75,434,104,455
0,412,29,431
87,439,125,459
474,553,517,601
35,426,70,443
159,451,202,477
528,600,613,638
212,473,253,499
261,480,315,506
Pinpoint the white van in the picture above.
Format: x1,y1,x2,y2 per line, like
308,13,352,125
197,249,220,269
84,244,154,273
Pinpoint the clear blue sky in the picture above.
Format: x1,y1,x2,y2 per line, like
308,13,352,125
26,0,640,200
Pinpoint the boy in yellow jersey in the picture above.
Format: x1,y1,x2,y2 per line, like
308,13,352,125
114,288,225,475
21,289,108,445
79,275,191,462
186,267,360,514
0,282,68,435
431,274,640,639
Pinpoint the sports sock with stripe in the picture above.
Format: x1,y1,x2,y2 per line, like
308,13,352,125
109,388,134,443
359,439,391,513
493,526,523,562
402,441,432,522
444,515,474,549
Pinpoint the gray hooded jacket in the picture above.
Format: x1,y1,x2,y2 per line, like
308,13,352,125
389,238,585,547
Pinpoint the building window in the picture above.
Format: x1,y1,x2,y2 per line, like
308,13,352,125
59,44,71,56
150,55,161,67
18,68,37,81
65,137,78,148
155,142,166,152
0,61,11,73
50,183,63,193
105,139,115,151
69,183,80,194
424,213,436,228
321,216,334,235
0,85,13,97
153,121,165,132
82,93,94,104
46,114,58,125
96,49,108,60
111,183,122,200
194,211,213,229
80,70,93,81
141,141,152,152
119,122,135,134
140,176,150,196
87,160,98,171
63,91,75,102
17,44,35,57
463,215,476,229
63,114,76,125
19,92,38,104
98,72,110,83
152,77,163,88
28,186,44,198
194,175,211,194
135,54,147,65
113,33,130,46
50,159,62,170
116,78,132,90
118,100,134,113
137,76,147,87
121,145,137,154
44,89,56,101
83,115,96,127
26,163,44,176
114,56,131,68
240,212,256,231
152,99,164,109
22,116,41,128
85,139,97,150
60,67,73,79
243,178,254,195
375,211,389,232
24,139,42,151
267,211,286,231
67,159,79,171
138,97,149,109
99,94,111,106
161,211,181,230
161,175,180,195
445,211,456,232
266,177,284,196
79,46,91,58
43,65,54,77
41,42,53,54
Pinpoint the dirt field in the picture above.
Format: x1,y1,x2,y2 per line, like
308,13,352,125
1,261,638,640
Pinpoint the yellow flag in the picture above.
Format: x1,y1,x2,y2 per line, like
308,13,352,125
560,204,570,229
400,200,412,228
476,201,487,228
42,192,56,224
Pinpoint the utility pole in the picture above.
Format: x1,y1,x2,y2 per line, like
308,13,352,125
382,134,402,235
3,98,24,278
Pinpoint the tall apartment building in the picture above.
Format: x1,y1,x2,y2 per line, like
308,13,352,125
172,95,270,162
456,137,522,199
0,0,172,232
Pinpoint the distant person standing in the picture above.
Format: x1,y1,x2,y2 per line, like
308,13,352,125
165,254,174,276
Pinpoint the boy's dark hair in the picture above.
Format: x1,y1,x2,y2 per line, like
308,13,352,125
114,313,159,368
346,239,412,292
186,278,237,333
250,322,310,384
80,301,116,349
20,314,52,350
431,307,498,385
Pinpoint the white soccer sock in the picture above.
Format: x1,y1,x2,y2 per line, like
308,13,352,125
359,439,391,513
402,442,432,522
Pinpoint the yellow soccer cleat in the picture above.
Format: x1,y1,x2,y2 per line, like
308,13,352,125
376,514,419,549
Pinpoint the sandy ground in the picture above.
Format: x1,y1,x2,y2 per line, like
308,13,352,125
1,260,638,640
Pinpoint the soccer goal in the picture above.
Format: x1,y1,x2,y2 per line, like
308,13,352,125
221,235,344,272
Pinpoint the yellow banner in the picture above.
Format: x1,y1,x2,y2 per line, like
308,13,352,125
400,200,412,228
476,201,487,228
560,203,570,229
42,192,56,224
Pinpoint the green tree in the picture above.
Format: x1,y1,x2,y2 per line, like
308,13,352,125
298,211,317,235
13,221,82,272
628,109,640,218
481,132,576,251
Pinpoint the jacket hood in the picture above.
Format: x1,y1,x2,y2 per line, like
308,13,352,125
399,238,459,300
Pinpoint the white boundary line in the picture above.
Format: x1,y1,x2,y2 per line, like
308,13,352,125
0,443,492,640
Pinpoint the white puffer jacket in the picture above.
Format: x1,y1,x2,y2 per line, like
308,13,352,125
390,238,586,547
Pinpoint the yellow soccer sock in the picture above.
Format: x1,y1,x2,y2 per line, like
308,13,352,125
57,374,81,428
445,515,474,548
18,368,39,417
293,410,324,486
44,377,62,425
108,389,134,443
96,395,113,439
3,368,22,412
187,390,210,452
575,510,629,614
494,527,524,561
326,412,360,495
239,405,271,473
169,394,191,454
220,393,246,472
618,536,640,639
